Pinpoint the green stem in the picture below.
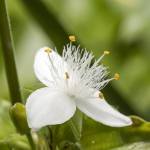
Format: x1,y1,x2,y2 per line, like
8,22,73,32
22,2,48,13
47,126,54,150
27,133,36,150
0,0,22,104
46,126,58,150
0,1,36,149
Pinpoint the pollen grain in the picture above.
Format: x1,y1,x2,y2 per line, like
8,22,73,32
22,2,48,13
104,50,110,55
114,73,120,80
98,92,104,99
69,35,76,42
64,72,69,79
44,47,52,53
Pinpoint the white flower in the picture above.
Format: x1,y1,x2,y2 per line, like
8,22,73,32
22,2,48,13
26,43,132,130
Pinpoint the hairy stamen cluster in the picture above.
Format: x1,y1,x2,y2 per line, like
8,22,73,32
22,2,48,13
44,43,118,99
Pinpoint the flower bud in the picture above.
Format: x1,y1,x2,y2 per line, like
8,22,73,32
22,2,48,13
9,103,30,134
130,115,145,126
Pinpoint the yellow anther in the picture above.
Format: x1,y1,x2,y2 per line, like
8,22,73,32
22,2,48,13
98,92,104,99
69,35,76,42
44,48,52,53
104,50,110,55
64,72,69,79
114,73,120,80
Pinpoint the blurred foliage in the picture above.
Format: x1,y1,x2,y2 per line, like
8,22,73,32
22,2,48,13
80,116,150,150
0,0,150,149
0,134,30,150
0,100,30,149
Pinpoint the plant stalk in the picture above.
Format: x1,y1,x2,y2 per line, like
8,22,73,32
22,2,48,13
0,0,35,149
27,133,36,150
0,0,22,104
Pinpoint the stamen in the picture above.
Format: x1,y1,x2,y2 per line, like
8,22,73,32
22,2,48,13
97,50,110,63
64,72,69,79
114,73,120,80
103,50,110,55
69,35,76,42
98,73,120,89
44,47,52,53
98,92,104,99
44,47,60,82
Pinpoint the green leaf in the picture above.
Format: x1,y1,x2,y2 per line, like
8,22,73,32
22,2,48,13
80,116,150,150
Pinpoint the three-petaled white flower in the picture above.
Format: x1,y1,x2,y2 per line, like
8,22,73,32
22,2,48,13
26,41,132,130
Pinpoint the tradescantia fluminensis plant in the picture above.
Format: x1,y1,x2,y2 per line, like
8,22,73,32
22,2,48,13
1,0,150,149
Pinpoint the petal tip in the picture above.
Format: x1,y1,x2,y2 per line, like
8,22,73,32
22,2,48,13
123,117,133,127
115,116,133,127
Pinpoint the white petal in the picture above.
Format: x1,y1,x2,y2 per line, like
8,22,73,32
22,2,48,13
34,47,67,87
26,87,76,130
76,97,132,127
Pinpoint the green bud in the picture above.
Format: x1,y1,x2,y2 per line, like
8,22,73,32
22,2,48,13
9,103,30,135
130,115,146,126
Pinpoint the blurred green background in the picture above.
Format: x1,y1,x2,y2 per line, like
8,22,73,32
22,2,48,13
0,0,150,149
